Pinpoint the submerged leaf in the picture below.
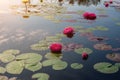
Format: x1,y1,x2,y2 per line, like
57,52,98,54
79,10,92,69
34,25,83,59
32,73,49,80
94,62,119,74
6,61,24,74
71,63,83,69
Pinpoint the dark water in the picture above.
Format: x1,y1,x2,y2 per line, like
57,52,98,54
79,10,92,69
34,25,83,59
0,0,120,80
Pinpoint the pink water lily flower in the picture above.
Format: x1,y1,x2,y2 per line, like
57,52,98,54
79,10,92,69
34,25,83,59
83,12,97,20
49,43,62,53
109,0,113,4
63,26,75,36
82,52,88,60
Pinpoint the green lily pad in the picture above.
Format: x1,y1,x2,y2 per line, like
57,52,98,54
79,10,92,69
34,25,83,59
16,53,42,63
42,59,61,67
0,67,6,74
0,54,15,63
94,62,119,74
115,63,120,68
31,43,48,51
25,62,42,72
32,73,49,80
45,36,62,42
45,53,62,59
52,61,68,70
3,49,20,55
75,48,93,54
71,63,83,69
6,61,24,74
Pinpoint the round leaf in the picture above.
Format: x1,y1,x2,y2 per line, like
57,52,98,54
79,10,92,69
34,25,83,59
71,63,83,69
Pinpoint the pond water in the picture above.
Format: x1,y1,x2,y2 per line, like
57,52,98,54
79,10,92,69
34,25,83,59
0,0,120,80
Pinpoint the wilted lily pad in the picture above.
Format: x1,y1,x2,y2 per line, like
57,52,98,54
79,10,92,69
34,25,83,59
31,43,48,51
45,53,62,59
32,73,49,80
3,49,20,55
0,54,15,63
6,61,24,74
25,62,42,72
94,62,119,74
71,63,83,69
52,61,68,70
75,48,93,54
106,53,120,62
0,75,8,80
94,43,112,50
0,67,6,74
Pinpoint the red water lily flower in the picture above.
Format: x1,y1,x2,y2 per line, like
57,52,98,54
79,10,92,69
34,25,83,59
83,12,97,20
109,0,113,4
49,43,62,53
82,52,88,60
104,2,109,7
63,27,75,37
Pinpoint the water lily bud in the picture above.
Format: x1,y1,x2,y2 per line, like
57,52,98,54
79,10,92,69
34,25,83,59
50,43,62,53
109,0,113,4
88,13,96,20
63,27,74,35
82,52,88,60
104,3,109,7
83,12,90,19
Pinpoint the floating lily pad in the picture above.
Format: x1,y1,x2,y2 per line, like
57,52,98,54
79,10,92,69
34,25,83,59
25,62,42,72
31,43,48,51
3,49,20,55
9,77,17,80
45,53,62,59
16,53,42,63
52,61,68,70
6,61,24,74
45,36,62,42
71,63,83,69
0,67,6,74
94,62,119,74
106,53,120,62
94,43,112,50
75,48,93,54
0,54,15,63
42,59,61,67
32,73,49,80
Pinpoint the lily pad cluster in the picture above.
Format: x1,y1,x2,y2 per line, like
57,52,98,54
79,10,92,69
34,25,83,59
93,62,120,74
0,49,43,74
31,34,64,51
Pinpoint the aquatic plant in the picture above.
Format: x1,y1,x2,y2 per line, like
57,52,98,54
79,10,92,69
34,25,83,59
63,27,75,37
6,61,24,74
45,53,62,59
75,48,93,55
71,63,83,69
106,53,120,62
94,43,112,50
49,42,62,53
32,73,50,80
0,67,6,74
2,49,20,55
93,62,119,74
0,54,15,63
82,52,88,60
83,12,97,20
